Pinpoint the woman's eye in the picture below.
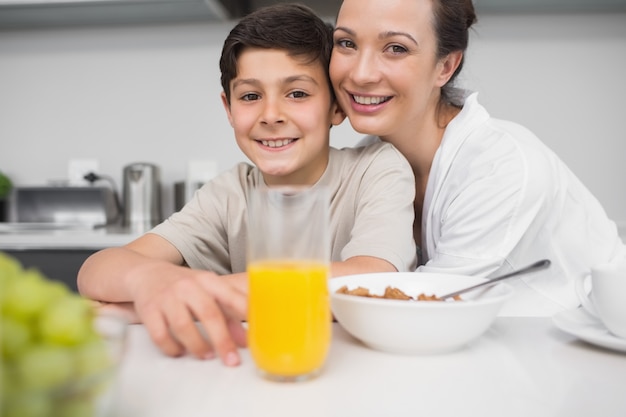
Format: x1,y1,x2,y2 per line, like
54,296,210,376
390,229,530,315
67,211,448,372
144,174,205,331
241,93,260,101
335,39,356,49
387,44,408,54
289,91,309,99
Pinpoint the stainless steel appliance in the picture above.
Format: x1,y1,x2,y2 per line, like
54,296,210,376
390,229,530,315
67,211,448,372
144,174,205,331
173,181,204,212
122,162,162,231
1,186,122,292
6,186,120,227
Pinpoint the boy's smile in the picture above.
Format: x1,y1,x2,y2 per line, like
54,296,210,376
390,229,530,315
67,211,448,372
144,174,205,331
258,138,296,148
221,48,345,186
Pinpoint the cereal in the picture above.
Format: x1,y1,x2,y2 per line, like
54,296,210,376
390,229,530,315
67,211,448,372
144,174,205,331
335,285,462,301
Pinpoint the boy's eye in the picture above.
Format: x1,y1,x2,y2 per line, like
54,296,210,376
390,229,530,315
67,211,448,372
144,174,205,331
335,39,356,49
241,93,260,101
288,90,309,99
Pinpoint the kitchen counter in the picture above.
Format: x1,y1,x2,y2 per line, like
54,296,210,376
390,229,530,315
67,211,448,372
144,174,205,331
0,224,142,250
3,226,623,252
0,224,144,290
108,317,626,417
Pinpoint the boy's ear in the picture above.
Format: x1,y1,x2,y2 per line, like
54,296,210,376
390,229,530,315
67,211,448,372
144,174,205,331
330,100,347,127
220,91,234,127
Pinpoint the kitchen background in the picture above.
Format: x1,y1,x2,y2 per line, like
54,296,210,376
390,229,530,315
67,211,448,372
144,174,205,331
1,0,625,239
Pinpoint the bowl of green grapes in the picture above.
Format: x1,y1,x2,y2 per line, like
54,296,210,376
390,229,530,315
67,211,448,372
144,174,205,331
1,252,127,417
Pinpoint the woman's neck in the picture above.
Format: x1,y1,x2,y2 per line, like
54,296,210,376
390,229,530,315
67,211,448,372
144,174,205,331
382,101,460,181
382,101,461,243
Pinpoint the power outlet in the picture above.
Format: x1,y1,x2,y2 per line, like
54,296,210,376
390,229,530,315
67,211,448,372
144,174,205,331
185,160,217,202
68,159,99,186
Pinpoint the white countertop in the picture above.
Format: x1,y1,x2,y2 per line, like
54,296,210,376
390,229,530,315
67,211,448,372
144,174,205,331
3,225,622,252
109,317,626,417
0,225,141,250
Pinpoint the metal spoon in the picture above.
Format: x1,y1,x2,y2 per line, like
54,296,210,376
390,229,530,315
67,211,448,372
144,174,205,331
437,259,551,300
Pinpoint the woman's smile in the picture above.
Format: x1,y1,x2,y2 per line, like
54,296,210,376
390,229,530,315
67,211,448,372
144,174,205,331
352,94,392,105
347,92,394,114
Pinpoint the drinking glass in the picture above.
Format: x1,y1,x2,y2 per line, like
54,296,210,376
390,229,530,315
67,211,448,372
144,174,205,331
247,185,331,382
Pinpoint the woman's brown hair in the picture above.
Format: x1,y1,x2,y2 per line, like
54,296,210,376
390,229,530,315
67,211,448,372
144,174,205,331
431,0,477,104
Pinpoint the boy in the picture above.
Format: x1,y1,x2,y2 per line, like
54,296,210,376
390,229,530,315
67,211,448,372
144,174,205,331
77,3,416,367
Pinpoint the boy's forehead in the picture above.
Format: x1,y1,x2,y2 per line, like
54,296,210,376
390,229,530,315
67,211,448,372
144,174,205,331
234,47,326,80
238,46,319,64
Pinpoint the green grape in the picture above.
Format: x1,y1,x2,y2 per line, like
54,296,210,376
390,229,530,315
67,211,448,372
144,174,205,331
2,391,52,417
1,360,14,404
16,344,74,391
0,251,23,284
53,394,97,417
0,252,123,417
0,252,23,315
1,315,32,359
45,279,71,303
1,268,65,321
74,337,112,378
39,295,94,346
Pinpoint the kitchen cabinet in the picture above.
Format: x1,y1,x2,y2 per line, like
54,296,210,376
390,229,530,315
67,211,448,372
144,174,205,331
4,249,96,292
1,0,624,30
0,0,230,29
0,226,140,292
475,0,626,13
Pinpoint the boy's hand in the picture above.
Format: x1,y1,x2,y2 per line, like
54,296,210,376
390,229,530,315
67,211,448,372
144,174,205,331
128,265,248,366
90,300,142,324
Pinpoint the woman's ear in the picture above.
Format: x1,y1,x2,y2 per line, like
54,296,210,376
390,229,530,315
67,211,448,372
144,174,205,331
436,50,464,87
330,100,347,127
220,91,234,127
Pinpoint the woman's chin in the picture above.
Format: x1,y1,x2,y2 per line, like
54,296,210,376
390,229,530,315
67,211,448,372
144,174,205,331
347,118,388,137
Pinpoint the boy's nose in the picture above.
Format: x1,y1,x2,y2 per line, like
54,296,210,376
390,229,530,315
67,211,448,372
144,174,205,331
260,99,285,125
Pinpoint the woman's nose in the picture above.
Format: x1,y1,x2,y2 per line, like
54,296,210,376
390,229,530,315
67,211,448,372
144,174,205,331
350,50,381,85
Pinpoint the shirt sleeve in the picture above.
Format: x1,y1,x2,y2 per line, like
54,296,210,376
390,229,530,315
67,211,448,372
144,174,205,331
340,143,418,271
420,126,548,277
149,165,249,274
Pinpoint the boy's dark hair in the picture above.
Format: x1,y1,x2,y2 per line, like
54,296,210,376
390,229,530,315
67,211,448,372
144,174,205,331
219,3,334,104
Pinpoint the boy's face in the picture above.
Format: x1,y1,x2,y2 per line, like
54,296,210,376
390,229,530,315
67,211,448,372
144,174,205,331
221,48,345,186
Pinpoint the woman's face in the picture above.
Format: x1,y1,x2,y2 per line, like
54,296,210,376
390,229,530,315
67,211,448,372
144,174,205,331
330,0,447,138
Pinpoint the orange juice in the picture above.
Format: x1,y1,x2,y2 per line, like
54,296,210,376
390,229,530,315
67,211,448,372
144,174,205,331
247,259,331,380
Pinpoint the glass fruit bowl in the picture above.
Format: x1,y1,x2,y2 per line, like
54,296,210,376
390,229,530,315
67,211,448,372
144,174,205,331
2,311,128,417
1,252,128,417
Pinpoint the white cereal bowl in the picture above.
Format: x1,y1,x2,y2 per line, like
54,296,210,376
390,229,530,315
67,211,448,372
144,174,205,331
329,272,514,355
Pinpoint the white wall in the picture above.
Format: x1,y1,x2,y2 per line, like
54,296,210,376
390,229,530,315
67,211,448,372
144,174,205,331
1,13,625,236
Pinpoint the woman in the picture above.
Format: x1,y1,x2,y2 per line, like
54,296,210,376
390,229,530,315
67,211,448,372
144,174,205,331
329,0,626,315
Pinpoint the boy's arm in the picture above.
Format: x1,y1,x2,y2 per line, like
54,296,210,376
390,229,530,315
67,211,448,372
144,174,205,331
77,233,183,302
77,234,247,367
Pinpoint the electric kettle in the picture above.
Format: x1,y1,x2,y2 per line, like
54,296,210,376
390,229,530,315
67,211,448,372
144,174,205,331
122,162,162,230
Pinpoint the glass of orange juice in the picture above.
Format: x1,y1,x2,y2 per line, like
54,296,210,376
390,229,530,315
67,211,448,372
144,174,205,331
247,186,331,382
